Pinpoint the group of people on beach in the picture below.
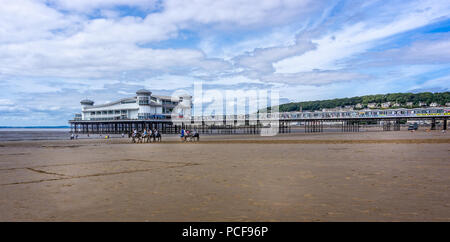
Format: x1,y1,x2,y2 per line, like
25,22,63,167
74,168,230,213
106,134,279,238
70,133,78,140
71,128,201,142
130,128,162,143
180,128,200,142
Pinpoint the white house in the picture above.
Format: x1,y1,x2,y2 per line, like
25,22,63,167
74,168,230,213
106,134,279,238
381,102,391,108
368,103,378,108
77,89,192,121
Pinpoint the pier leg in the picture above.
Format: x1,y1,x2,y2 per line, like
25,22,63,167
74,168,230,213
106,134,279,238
394,119,400,131
431,118,436,130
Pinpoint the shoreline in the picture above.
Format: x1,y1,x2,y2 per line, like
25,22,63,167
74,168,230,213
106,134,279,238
1,130,448,145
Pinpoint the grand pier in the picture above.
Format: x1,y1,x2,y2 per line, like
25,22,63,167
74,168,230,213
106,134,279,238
69,89,449,134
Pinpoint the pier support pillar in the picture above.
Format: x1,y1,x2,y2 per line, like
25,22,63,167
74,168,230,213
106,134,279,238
383,121,391,131
394,119,401,131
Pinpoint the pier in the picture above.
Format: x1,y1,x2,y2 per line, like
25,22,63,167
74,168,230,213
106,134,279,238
69,108,449,134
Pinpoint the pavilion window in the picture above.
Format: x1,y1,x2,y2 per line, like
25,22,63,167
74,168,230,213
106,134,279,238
139,97,149,105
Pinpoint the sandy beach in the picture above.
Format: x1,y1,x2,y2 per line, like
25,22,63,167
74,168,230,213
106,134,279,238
0,130,449,221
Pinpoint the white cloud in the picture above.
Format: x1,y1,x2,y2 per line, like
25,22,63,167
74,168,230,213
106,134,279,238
161,0,315,27
0,99,14,105
0,0,81,44
46,0,160,13
274,0,450,73
205,76,261,86
262,71,370,86
409,75,450,91
367,38,450,65
142,75,196,90
234,38,316,73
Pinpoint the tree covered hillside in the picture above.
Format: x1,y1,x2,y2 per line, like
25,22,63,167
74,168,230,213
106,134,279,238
277,92,450,112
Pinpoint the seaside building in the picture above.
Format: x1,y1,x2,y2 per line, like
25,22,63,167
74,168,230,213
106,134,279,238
381,102,391,108
367,103,378,108
76,89,192,121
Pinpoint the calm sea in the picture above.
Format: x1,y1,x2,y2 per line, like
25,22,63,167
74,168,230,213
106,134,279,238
0,128,73,141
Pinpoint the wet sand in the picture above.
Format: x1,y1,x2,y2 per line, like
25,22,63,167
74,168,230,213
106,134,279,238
0,131,449,221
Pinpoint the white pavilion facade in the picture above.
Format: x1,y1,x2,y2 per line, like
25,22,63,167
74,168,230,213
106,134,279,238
76,89,191,121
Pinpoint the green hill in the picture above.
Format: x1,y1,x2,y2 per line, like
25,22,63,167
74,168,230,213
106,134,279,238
275,92,450,112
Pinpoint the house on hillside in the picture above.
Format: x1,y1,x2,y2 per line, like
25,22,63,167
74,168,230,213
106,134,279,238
367,103,378,108
355,103,363,109
419,102,427,107
381,102,391,108
406,102,413,107
430,102,438,107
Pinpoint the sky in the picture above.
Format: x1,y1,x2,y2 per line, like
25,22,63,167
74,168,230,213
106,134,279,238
0,0,450,125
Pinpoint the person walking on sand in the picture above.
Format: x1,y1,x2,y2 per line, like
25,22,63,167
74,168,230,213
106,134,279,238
180,128,185,141
70,133,74,140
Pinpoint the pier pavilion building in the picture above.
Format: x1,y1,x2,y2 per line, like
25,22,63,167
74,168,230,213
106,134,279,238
77,89,191,121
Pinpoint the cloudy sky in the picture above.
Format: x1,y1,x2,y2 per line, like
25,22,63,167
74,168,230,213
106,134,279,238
1,0,449,125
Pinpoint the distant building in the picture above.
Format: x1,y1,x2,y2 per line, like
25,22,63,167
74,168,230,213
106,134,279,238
381,102,391,108
322,107,343,112
446,102,450,107
406,102,413,107
355,103,363,109
367,103,377,108
430,102,438,107
392,102,401,107
76,89,192,121
419,102,427,107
